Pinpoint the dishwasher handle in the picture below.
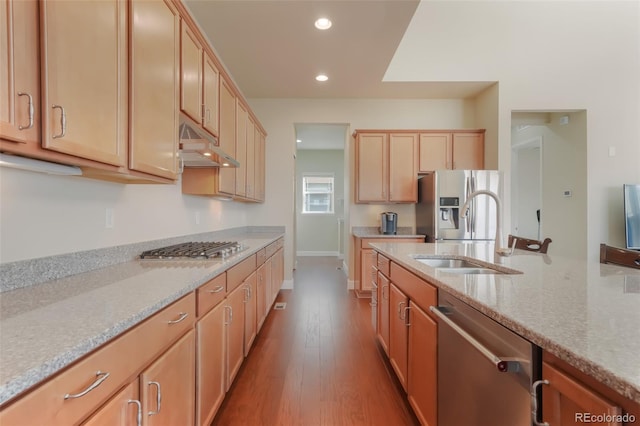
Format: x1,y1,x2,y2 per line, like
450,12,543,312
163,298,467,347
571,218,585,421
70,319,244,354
430,305,521,373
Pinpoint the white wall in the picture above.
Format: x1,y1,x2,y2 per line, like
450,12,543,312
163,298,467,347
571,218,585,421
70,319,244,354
246,98,481,282
0,168,248,262
386,0,640,259
296,149,345,254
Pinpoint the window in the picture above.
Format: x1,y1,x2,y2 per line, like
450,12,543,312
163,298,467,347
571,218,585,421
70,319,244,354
302,175,334,214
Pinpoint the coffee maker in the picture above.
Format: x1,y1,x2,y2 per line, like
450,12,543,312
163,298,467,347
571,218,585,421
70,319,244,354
381,212,398,235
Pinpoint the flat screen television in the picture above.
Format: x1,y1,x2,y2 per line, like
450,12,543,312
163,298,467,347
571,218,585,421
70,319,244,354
624,184,640,250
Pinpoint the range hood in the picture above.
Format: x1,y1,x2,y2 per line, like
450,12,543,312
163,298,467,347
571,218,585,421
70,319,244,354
179,115,239,168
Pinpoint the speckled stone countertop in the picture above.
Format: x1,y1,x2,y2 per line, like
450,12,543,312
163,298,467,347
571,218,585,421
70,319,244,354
352,226,425,239
369,241,640,403
0,231,284,405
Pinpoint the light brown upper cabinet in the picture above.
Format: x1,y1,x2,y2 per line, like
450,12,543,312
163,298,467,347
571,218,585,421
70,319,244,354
419,130,485,172
129,0,180,180
40,0,127,167
180,20,202,123
235,100,248,198
202,54,219,136
355,131,418,203
245,116,256,200
218,75,237,195
0,0,40,146
255,128,266,202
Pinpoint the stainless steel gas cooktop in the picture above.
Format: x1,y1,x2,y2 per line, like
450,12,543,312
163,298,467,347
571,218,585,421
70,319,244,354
140,241,244,259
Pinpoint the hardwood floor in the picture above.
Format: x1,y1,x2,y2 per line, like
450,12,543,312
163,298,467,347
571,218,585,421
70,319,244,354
212,256,419,426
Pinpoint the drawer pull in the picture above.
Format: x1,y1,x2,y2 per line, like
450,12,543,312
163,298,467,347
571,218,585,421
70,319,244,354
128,399,142,426
63,371,110,399
167,312,188,324
207,285,224,294
148,381,162,416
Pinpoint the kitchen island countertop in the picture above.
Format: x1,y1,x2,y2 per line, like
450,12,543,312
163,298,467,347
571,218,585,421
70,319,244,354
0,231,284,405
369,241,640,403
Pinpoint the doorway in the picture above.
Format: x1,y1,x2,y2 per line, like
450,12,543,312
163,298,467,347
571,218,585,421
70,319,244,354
293,123,348,260
511,137,542,240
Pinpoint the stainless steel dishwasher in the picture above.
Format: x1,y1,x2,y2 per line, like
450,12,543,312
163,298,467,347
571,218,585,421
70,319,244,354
430,291,540,426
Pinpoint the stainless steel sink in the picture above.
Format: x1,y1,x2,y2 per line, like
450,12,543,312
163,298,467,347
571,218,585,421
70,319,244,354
413,256,506,274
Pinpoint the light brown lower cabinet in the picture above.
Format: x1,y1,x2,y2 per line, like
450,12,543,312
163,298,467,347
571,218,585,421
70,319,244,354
82,380,140,426
196,301,226,426
540,352,639,426
140,330,195,426
389,283,409,392
407,302,437,426
256,260,268,331
243,271,258,356
376,271,390,356
225,283,246,390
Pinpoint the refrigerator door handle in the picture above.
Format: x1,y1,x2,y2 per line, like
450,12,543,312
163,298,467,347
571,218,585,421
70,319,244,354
465,176,472,233
471,176,477,235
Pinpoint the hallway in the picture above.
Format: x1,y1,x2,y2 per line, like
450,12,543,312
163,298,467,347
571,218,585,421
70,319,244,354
212,256,419,425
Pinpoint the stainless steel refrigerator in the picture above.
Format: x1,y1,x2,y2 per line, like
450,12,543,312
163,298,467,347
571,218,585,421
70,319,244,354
416,170,501,242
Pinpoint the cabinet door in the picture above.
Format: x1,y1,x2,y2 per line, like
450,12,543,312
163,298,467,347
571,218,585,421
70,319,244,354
141,330,195,426
243,271,257,356
356,133,388,203
255,130,266,201
218,75,236,195
542,362,622,426
419,133,451,172
40,0,126,166
196,302,225,426
389,283,409,391
264,254,273,309
360,249,375,292
180,20,202,123
452,132,484,170
389,133,418,202
235,100,248,197
246,117,256,199
129,0,179,179
0,0,40,144
202,54,219,136
226,284,245,389
256,263,267,331
82,380,139,426
407,302,437,426
377,271,390,356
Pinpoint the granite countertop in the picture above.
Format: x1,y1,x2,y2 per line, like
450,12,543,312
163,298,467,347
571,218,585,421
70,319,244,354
369,241,640,403
0,231,284,405
352,226,425,239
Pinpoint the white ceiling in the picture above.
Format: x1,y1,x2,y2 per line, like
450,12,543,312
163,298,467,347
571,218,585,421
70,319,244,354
183,0,494,100
183,1,495,151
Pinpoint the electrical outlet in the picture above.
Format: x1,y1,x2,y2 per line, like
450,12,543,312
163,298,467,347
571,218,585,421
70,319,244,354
195,211,201,225
105,208,115,229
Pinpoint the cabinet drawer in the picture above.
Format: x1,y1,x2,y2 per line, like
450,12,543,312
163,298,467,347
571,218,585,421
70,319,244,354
377,254,390,277
265,241,278,259
0,293,195,426
197,273,226,317
390,262,436,313
361,238,423,249
227,254,257,292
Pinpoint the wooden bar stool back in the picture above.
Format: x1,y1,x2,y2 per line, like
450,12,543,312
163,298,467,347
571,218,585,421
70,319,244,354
599,244,640,269
507,234,552,254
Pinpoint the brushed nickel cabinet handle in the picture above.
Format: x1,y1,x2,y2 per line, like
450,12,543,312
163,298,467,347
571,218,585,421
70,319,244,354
167,312,188,324
531,379,550,426
64,371,110,399
398,301,406,319
17,92,34,130
207,285,224,294
52,104,66,138
147,381,161,416
127,399,142,426
404,306,411,326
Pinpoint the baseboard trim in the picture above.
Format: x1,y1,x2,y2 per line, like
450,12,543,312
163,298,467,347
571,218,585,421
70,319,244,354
296,251,340,257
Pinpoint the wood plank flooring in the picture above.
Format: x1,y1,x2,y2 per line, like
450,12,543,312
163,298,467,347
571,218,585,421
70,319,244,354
212,256,419,426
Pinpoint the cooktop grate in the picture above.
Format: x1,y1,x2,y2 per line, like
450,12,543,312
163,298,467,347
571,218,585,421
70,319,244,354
140,241,242,259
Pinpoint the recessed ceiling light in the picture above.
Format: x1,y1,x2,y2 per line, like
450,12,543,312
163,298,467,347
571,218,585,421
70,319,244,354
296,139,302,143
315,74,329,82
314,18,332,30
